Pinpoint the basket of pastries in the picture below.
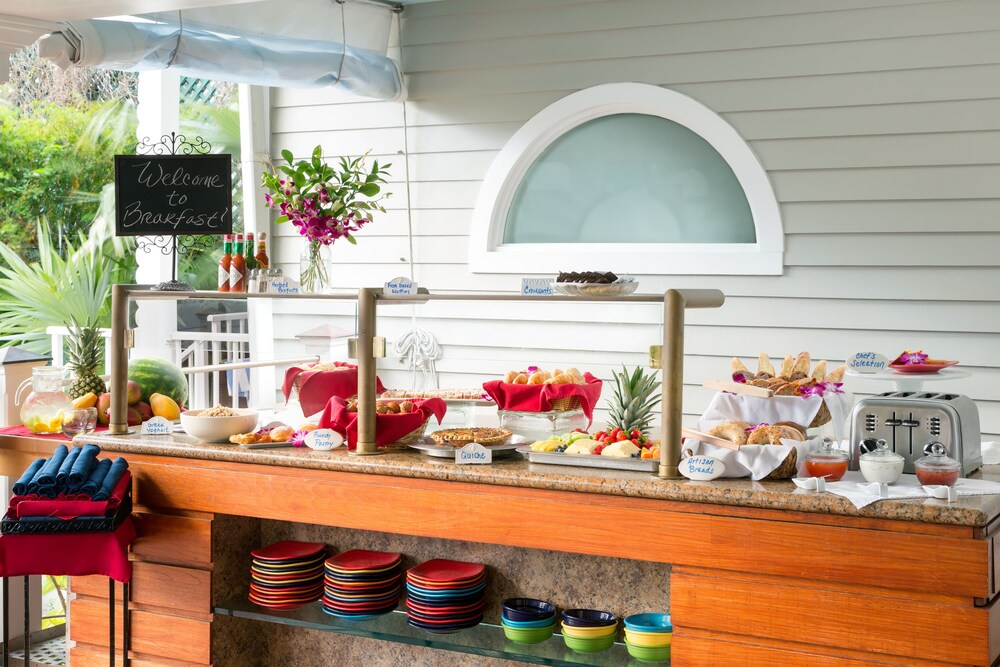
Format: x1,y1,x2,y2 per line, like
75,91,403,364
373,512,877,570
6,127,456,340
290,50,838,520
281,362,386,417
318,397,447,450
482,367,602,422
729,352,845,428
705,421,807,479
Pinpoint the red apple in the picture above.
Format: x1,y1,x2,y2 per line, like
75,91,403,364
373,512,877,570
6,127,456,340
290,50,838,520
135,401,153,421
126,407,142,426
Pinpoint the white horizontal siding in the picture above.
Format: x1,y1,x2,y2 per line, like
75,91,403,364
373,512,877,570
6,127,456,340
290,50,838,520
268,0,1000,439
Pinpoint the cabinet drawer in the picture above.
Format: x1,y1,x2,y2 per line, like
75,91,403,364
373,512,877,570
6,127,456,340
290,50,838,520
132,513,212,567
72,562,210,617
69,599,210,664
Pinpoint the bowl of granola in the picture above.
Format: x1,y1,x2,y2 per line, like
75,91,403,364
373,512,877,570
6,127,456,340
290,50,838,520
180,405,259,442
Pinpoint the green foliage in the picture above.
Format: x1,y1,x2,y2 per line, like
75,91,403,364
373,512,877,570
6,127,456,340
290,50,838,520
0,224,131,354
0,101,133,259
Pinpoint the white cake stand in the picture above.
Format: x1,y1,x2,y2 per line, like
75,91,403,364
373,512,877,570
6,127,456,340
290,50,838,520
845,367,971,392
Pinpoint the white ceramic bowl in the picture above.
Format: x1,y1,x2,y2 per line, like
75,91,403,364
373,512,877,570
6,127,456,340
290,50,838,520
180,408,259,442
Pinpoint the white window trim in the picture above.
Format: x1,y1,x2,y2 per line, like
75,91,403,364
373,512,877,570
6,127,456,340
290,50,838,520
468,82,783,275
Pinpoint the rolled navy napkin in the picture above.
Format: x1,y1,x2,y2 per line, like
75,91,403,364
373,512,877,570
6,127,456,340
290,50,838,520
34,445,69,496
68,444,101,491
12,458,45,495
93,457,128,501
80,458,112,498
55,446,82,491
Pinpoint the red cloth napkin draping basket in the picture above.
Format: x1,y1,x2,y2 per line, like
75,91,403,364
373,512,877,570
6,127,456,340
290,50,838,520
318,397,447,450
282,362,386,417
482,373,603,426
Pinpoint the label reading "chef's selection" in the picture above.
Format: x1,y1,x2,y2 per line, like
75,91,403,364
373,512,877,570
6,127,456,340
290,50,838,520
848,351,889,373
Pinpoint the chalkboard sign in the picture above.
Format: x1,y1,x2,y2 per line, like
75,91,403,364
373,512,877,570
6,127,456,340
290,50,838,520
114,154,233,237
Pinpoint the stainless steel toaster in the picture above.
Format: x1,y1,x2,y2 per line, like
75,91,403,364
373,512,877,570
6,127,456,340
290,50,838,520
849,391,982,475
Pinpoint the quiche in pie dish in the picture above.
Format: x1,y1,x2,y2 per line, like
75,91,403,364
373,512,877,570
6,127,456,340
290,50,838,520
429,427,512,447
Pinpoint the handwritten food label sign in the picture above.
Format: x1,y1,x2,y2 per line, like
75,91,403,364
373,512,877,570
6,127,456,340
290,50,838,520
269,276,301,294
114,154,233,236
304,428,344,451
679,455,726,481
140,416,173,435
456,442,492,465
385,276,417,295
521,278,553,296
848,351,889,373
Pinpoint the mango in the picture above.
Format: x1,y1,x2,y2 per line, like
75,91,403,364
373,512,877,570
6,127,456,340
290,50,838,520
149,393,181,421
126,380,142,405
72,392,98,409
135,401,153,421
126,407,142,426
96,393,112,425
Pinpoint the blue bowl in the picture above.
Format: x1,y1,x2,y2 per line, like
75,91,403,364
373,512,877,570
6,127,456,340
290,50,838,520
562,609,617,628
501,614,556,629
501,597,557,622
624,613,672,633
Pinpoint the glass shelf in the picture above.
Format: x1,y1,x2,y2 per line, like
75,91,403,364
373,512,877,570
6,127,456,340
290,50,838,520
215,599,668,666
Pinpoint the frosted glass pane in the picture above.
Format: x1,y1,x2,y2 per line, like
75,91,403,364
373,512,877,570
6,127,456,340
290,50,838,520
503,113,756,244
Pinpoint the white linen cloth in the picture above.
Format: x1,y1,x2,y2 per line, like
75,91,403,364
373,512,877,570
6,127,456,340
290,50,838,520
692,391,853,480
822,471,1000,509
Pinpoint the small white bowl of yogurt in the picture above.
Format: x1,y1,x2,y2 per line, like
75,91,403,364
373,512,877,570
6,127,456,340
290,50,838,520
859,440,905,485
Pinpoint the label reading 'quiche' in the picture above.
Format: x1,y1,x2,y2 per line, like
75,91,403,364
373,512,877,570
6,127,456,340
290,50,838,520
456,442,492,465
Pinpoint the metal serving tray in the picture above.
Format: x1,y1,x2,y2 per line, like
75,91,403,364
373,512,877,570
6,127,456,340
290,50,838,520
516,446,658,472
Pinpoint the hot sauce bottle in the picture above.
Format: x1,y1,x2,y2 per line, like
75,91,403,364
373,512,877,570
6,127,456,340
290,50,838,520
255,232,269,270
229,234,247,293
218,234,233,292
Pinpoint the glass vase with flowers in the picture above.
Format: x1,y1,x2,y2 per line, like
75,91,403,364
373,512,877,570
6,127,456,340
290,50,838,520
262,145,391,293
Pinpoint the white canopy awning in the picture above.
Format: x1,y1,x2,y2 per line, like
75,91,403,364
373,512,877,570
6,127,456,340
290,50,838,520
36,0,404,100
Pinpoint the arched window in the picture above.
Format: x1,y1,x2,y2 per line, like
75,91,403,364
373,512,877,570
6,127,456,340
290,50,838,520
469,83,783,275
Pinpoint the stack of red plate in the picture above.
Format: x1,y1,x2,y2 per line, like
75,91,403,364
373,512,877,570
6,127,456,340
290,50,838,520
405,559,487,633
322,549,403,620
248,541,325,610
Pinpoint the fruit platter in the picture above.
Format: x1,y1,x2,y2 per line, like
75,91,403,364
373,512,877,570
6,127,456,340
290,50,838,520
518,428,662,472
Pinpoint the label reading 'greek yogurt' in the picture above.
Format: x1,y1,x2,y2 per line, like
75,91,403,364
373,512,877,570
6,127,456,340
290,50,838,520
456,442,492,465
848,351,889,373
141,416,173,435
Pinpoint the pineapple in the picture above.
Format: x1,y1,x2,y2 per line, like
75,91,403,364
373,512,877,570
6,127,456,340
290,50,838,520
65,318,107,399
606,365,661,436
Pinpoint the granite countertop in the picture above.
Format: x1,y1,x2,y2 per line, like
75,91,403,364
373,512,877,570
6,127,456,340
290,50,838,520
79,432,1000,528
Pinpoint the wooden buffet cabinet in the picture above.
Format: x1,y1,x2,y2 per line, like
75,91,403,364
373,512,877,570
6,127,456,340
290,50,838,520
2,433,999,667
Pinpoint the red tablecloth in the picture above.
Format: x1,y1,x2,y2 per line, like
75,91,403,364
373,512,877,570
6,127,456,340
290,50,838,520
0,425,111,441
282,362,385,417
482,373,603,425
0,518,136,581
318,397,446,449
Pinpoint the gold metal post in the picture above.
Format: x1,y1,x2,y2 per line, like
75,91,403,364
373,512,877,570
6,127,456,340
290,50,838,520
108,284,130,435
353,287,379,455
659,289,725,479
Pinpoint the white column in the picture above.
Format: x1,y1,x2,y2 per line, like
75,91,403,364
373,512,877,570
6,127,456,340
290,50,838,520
240,84,277,408
132,71,180,360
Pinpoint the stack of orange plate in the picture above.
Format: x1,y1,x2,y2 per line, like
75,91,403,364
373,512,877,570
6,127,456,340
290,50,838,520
248,541,325,610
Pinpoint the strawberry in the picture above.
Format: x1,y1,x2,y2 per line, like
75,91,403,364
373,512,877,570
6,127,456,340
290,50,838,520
593,444,607,455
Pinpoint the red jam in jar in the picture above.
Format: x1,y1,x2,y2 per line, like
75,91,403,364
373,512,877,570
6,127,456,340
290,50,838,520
804,458,849,481
913,443,961,488
915,467,960,487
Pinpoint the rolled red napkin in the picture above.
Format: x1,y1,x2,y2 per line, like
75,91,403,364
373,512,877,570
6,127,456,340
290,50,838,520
13,470,131,519
282,362,386,417
318,397,446,450
482,373,603,425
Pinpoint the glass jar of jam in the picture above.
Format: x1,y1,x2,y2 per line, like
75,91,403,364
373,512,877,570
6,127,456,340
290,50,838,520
859,439,905,485
914,443,961,487
803,437,849,481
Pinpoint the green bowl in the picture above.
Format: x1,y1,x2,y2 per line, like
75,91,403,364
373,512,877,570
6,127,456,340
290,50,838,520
626,640,671,663
502,622,553,644
563,634,615,653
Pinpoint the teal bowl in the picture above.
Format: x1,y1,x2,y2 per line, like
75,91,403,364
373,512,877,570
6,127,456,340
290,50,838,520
626,640,671,663
501,614,555,629
563,633,615,654
624,613,672,633
502,622,553,644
